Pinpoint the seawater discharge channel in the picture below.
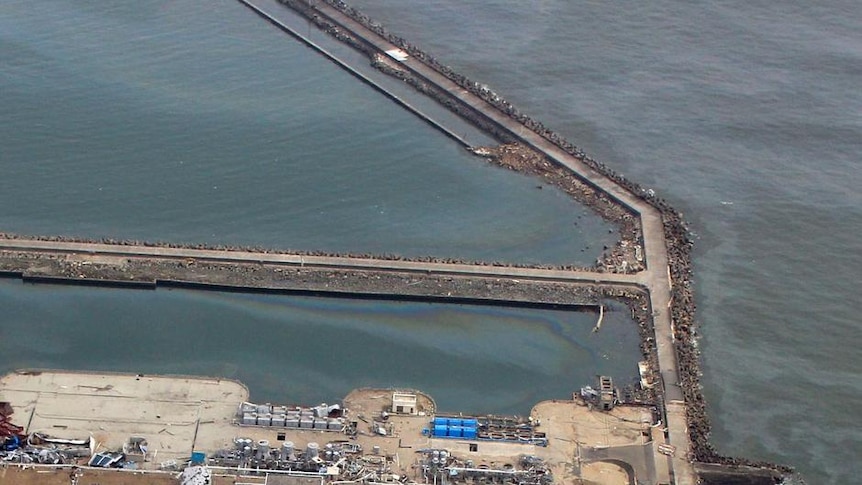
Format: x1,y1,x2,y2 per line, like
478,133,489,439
0,282,641,416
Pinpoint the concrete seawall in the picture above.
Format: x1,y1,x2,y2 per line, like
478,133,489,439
235,0,470,147
276,0,642,223
2,252,618,310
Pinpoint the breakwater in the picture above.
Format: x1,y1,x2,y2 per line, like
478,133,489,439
0,238,642,297
263,0,794,480
234,0,471,148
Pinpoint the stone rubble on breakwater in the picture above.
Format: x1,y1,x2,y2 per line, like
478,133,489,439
274,0,796,479
467,143,644,274
0,232,600,272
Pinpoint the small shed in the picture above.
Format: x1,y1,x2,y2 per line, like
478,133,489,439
391,392,417,415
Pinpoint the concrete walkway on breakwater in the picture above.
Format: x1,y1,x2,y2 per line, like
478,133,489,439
0,239,639,286
242,1,695,484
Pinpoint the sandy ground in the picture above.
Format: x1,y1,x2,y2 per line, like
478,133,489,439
2,371,673,484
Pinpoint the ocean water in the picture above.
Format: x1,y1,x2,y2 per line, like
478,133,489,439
0,0,615,266
347,1,862,483
0,280,639,415
1,0,860,483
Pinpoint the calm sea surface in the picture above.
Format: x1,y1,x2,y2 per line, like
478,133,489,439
2,0,861,483
0,282,640,415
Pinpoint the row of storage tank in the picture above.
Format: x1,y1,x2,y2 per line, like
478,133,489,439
241,412,344,430
239,402,344,431
431,417,479,439
232,438,322,461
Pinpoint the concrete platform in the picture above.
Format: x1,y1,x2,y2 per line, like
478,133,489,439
0,370,248,463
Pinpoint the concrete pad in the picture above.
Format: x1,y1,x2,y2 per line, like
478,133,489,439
0,370,248,463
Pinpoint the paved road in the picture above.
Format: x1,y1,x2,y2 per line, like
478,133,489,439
0,238,639,286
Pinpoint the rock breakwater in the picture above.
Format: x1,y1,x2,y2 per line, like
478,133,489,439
274,0,795,477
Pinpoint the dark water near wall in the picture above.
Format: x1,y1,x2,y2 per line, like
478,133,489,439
2,0,860,483
347,1,862,483
0,280,640,416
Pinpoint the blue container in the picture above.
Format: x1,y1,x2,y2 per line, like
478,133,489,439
433,424,448,437
449,418,464,427
462,418,478,428
462,427,477,439
191,451,206,464
433,417,448,427
447,426,464,438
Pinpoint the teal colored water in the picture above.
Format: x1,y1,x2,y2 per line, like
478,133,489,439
348,1,861,482
0,0,614,266
2,0,861,482
0,280,639,415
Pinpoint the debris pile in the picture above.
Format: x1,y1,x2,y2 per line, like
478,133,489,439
418,450,552,485
210,437,397,481
1,432,92,465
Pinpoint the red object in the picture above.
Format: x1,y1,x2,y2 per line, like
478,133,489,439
0,413,25,439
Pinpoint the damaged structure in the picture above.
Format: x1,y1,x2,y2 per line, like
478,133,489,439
0,370,669,484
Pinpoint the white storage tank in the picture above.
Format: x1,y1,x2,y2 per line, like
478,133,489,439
305,442,319,460
256,440,270,460
281,441,295,460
